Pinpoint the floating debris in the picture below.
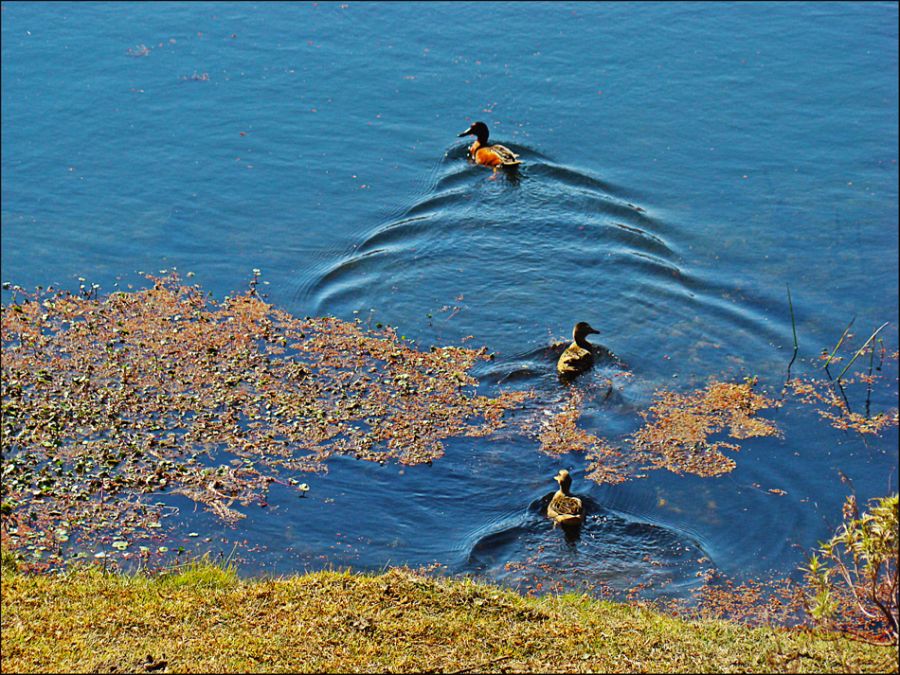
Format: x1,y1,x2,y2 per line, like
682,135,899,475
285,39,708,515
127,44,151,57
531,380,781,484
534,388,632,485
0,273,530,569
788,375,898,435
632,380,781,478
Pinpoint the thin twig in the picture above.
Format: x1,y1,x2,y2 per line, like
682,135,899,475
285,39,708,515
780,285,800,402
836,322,889,383
835,378,853,416
865,339,875,419
823,315,855,379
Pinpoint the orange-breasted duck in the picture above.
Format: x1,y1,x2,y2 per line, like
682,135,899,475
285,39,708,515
458,121,521,169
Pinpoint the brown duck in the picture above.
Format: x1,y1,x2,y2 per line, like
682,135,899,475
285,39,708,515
458,121,521,170
556,322,600,379
547,469,584,527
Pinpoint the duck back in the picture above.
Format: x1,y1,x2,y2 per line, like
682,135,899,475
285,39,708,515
551,494,582,516
557,343,594,377
472,143,520,167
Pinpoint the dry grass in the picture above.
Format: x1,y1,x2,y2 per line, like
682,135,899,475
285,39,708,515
1,558,895,674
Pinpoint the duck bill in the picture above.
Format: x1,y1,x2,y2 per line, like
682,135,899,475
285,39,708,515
458,127,473,137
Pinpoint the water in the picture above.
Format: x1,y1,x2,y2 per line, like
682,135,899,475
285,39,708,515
2,1,898,600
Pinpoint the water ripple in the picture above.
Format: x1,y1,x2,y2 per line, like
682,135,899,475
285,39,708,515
461,488,712,599
291,147,803,594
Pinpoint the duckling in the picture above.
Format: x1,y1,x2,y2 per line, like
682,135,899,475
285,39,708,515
458,121,521,170
556,322,601,379
547,469,584,527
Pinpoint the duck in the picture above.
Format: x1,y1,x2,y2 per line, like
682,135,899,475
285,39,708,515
547,469,584,527
556,322,601,379
458,121,521,169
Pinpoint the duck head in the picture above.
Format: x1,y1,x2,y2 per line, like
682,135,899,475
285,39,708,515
572,321,600,346
554,469,573,494
458,121,490,145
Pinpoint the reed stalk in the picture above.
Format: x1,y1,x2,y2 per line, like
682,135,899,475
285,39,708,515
823,315,856,377
786,285,799,380
836,322,890,384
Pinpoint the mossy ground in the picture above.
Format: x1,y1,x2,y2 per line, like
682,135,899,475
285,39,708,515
1,557,895,674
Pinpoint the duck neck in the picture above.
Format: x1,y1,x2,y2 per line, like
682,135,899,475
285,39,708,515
573,334,593,349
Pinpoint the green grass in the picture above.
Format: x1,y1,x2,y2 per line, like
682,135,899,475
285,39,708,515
1,558,896,673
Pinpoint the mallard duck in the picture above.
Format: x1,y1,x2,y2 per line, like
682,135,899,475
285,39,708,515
458,121,521,169
547,469,584,527
556,322,601,379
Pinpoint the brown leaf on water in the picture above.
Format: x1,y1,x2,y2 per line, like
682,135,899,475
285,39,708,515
529,388,633,485
536,389,597,457
524,380,780,485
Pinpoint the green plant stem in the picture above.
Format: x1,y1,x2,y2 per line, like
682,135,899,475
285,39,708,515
836,323,890,383
786,284,798,380
823,316,856,377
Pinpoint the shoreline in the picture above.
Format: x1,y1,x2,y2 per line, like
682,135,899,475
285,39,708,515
2,557,895,674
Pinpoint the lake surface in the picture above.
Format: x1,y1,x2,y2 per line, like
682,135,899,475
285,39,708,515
2,1,898,601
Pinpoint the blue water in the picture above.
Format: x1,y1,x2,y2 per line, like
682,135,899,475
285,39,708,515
2,1,898,599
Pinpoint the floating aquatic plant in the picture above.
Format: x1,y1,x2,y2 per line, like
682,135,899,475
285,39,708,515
3,271,895,576
534,388,632,485
1,273,530,569
631,379,782,478
533,379,781,484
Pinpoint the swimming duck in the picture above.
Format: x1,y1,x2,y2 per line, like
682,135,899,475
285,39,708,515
458,121,521,169
547,469,584,527
556,322,601,379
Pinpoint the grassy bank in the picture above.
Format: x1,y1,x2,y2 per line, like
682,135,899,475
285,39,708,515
1,557,895,674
